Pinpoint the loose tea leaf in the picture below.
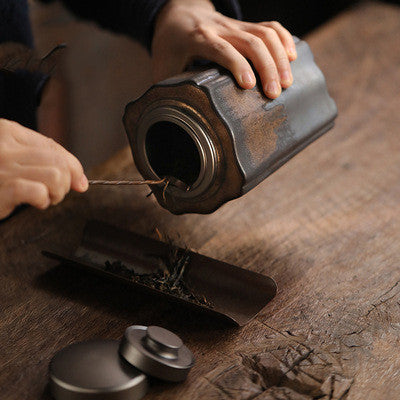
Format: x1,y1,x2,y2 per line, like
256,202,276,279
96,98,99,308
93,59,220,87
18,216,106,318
104,248,213,308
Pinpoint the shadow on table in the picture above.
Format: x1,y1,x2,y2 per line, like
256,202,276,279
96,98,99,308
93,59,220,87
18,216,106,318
40,384,52,400
34,262,240,332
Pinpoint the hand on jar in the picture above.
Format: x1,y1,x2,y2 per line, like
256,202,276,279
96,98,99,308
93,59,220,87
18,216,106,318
152,0,297,99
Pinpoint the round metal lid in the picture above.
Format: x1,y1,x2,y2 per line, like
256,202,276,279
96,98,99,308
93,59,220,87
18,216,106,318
119,326,195,382
49,340,148,400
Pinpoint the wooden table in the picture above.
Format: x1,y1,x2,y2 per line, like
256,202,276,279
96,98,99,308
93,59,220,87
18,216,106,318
1,2,400,399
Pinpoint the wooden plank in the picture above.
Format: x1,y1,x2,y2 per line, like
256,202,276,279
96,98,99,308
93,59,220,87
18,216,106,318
1,2,400,399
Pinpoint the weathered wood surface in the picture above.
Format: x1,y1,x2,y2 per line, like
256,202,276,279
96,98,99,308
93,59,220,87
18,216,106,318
1,2,400,399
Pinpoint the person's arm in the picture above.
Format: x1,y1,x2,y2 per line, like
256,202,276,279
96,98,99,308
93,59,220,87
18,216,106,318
60,0,296,99
0,1,88,220
59,0,240,51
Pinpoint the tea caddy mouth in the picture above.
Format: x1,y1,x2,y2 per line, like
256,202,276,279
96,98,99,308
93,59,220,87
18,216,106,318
135,105,217,198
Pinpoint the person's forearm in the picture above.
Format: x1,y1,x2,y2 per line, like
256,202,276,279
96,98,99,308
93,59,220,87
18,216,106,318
59,0,240,51
60,0,166,50
166,0,215,10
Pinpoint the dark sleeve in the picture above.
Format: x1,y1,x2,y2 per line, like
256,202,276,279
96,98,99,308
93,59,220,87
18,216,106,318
0,0,33,48
0,0,47,129
60,0,241,51
0,70,47,129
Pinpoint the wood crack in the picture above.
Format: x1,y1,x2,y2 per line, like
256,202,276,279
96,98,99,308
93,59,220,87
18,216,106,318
365,280,400,316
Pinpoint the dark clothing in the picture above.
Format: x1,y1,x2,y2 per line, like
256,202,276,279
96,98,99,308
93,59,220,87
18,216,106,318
60,0,242,51
0,70,46,129
0,0,241,129
0,0,39,128
0,0,33,47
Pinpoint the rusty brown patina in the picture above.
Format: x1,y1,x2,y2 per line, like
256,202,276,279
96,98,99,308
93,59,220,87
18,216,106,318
123,38,337,214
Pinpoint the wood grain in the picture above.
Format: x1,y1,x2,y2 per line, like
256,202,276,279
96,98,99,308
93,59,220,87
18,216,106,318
1,2,400,399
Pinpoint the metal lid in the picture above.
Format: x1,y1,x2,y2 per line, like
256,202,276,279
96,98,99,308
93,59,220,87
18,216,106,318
119,325,195,382
49,340,148,400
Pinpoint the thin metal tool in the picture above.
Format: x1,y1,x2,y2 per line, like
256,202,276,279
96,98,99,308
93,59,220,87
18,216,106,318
89,178,166,186
89,177,190,191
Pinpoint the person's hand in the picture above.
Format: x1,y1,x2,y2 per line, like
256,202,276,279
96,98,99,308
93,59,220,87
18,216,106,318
152,0,297,99
0,119,88,220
